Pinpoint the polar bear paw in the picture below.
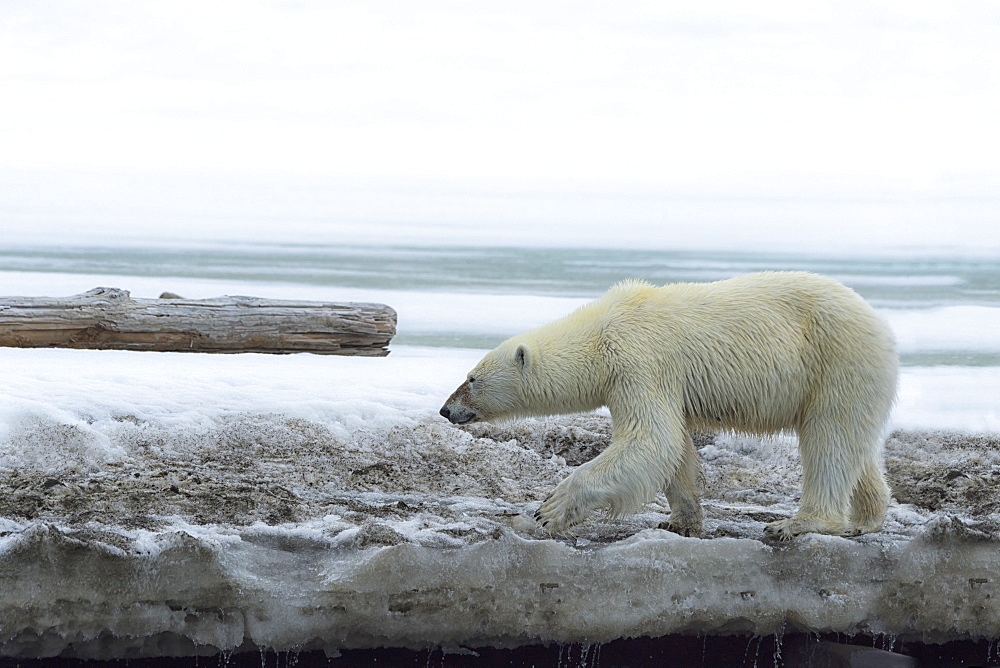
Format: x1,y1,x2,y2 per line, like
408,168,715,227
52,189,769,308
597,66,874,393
533,464,605,534
659,514,704,538
763,516,848,542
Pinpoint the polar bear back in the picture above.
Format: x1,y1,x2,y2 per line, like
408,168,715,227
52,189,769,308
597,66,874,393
592,272,897,435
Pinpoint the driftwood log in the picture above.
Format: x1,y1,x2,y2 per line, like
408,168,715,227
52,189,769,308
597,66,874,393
0,288,396,356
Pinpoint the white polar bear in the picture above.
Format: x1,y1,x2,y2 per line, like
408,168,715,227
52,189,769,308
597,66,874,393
440,272,898,541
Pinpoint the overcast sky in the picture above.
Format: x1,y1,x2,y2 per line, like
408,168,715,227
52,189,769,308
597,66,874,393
2,1,999,252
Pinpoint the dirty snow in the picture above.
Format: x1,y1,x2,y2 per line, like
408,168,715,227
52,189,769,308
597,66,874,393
1,346,998,658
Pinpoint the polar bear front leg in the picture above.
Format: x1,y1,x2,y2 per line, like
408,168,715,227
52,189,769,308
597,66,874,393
533,459,606,533
534,410,685,534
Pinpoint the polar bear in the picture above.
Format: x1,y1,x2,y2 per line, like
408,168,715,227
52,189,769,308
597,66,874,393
440,272,898,541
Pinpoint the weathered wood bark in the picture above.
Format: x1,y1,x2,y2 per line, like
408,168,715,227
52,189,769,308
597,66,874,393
0,288,396,356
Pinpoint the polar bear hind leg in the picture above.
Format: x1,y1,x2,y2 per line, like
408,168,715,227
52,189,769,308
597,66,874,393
765,400,886,541
848,457,891,535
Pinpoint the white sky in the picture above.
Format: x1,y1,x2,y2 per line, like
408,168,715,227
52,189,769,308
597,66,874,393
2,1,999,252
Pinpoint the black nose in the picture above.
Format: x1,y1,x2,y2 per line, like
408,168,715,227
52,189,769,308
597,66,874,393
439,406,451,420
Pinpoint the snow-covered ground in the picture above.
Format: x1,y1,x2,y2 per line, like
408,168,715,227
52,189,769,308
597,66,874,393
1,249,998,660
1,345,998,658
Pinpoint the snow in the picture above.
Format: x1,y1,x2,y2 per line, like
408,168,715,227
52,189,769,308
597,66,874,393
888,306,1000,355
1,345,998,658
896,368,1000,433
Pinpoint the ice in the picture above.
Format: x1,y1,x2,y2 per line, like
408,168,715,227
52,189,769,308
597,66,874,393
5,270,1000,363
1,346,998,658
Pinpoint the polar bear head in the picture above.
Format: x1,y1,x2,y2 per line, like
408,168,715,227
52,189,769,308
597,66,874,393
439,319,608,425
439,341,533,424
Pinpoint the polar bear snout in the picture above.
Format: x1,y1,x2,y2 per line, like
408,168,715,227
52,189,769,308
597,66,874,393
441,378,482,424
439,404,477,424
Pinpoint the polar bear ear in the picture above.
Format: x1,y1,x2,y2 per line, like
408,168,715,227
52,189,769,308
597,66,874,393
515,343,532,371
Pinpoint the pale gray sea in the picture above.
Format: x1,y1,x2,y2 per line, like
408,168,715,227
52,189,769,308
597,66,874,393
2,242,999,368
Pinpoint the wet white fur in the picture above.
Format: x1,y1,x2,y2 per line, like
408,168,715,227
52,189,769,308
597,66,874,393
443,272,898,540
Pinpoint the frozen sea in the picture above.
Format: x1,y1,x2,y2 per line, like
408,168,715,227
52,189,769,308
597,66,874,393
1,231,999,661
3,237,999,431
